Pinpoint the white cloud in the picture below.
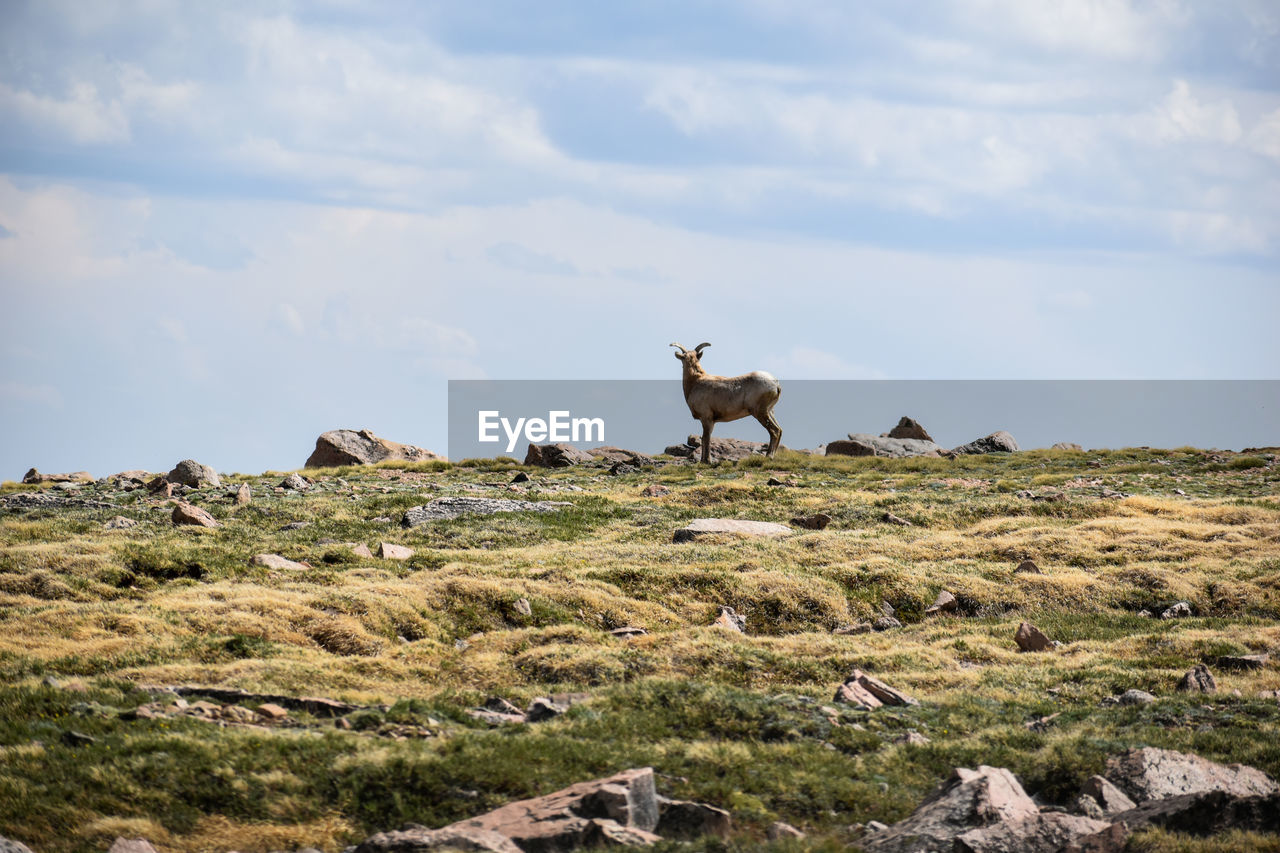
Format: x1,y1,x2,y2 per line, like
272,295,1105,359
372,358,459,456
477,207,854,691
768,346,887,380
1246,108,1280,161
271,303,305,336
1149,80,1243,144
0,80,129,144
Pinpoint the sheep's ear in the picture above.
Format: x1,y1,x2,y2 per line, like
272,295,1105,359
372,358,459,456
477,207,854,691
694,342,711,357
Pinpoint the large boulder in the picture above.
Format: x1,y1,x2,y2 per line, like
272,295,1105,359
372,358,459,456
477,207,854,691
166,459,221,488
1110,790,1280,836
664,436,770,462
586,447,655,467
887,416,934,442
1104,747,1278,803
22,468,93,485
841,434,943,458
952,431,1020,455
826,439,876,457
439,767,664,853
525,443,595,467
306,429,443,468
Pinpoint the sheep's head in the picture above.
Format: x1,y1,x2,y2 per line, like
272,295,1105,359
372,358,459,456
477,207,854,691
670,342,711,367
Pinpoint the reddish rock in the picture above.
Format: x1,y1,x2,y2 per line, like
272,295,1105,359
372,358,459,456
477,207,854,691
525,443,595,468
640,484,670,497
378,542,414,560
1014,622,1053,652
235,483,252,505
172,503,218,528
925,590,958,615
306,428,443,468
888,417,934,442
251,553,307,571
22,468,93,484
1176,664,1217,693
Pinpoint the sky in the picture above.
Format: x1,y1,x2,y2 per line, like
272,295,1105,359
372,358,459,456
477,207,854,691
1,0,1278,477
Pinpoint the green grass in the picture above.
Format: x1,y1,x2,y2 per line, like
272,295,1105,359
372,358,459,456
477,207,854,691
0,448,1278,852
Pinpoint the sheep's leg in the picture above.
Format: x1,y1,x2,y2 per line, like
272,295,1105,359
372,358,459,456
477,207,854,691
756,411,782,457
700,420,714,464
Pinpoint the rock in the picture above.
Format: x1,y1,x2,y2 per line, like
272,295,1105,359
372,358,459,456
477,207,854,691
437,767,663,852
1014,622,1053,652
896,731,931,746
1074,795,1105,820
888,417,934,442
104,516,137,530
255,703,289,720
525,443,596,467
881,512,912,526
833,622,872,635
234,483,252,505
510,472,531,483
843,434,944,458
1104,747,1279,803
1052,442,1083,451
610,626,647,638
1080,775,1136,816
665,435,770,462
22,468,93,484
767,821,805,840
835,679,884,709
513,598,532,616
107,840,159,853
1117,689,1155,706
880,601,895,616
790,513,831,530
251,553,308,571
306,428,442,468
1014,560,1041,574
280,473,311,490
952,431,1020,455
826,439,877,457
588,447,654,467
61,730,96,746
640,484,669,497
925,590,957,615
842,669,919,707
952,813,1116,853
655,798,732,840
713,606,746,633
355,826,522,853
378,542,414,560
672,518,791,543
1109,790,1280,836
402,497,572,525
0,836,36,853
1159,601,1192,619
526,697,569,722
765,476,794,487
172,503,218,528
1215,653,1269,670
1176,664,1217,693
351,543,373,558
873,616,902,631
166,459,221,488
860,765,1040,853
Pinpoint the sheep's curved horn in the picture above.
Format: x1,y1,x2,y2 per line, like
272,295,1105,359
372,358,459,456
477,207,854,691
669,342,688,353
694,342,711,355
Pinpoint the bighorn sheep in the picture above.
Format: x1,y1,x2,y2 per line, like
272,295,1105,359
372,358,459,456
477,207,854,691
670,342,782,463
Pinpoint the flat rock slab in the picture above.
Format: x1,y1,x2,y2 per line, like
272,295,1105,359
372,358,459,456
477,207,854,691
403,497,573,526
251,553,308,571
1105,747,1278,803
673,519,791,543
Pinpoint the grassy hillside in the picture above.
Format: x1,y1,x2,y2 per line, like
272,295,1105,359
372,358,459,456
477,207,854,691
1,448,1278,853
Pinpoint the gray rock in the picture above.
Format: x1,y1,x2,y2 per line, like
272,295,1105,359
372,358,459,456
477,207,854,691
1159,601,1192,619
526,697,568,722
306,428,442,468
1118,689,1156,706
354,826,521,853
402,497,572,526
280,473,310,490
665,435,770,462
1074,794,1106,820
881,512,912,526
251,553,308,571
167,459,220,488
525,443,595,467
766,821,805,840
377,542,414,560
1081,775,1136,815
951,813,1116,853
925,590,957,615
513,598,532,616
107,839,159,853
22,468,93,484
1105,747,1279,803
789,513,831,530
0,838,35,853
713,606,746,633
873,616,902,631
1216,653,1269,670
1052,442,1083,451
655,798,732,840
1176,664,1217,693
834,434,943,458
235,483,252,505
104,515,137,530
1109,790,1280,836
951,431,1020,455
673,518,791,542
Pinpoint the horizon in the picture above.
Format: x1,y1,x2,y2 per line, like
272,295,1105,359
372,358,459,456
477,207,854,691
3,2,1278,478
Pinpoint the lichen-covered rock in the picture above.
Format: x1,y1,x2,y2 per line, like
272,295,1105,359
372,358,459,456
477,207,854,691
166,459,220,488
952,431,1020,455
1105,747,1279,803
306,428,442,468
402,497,572,526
